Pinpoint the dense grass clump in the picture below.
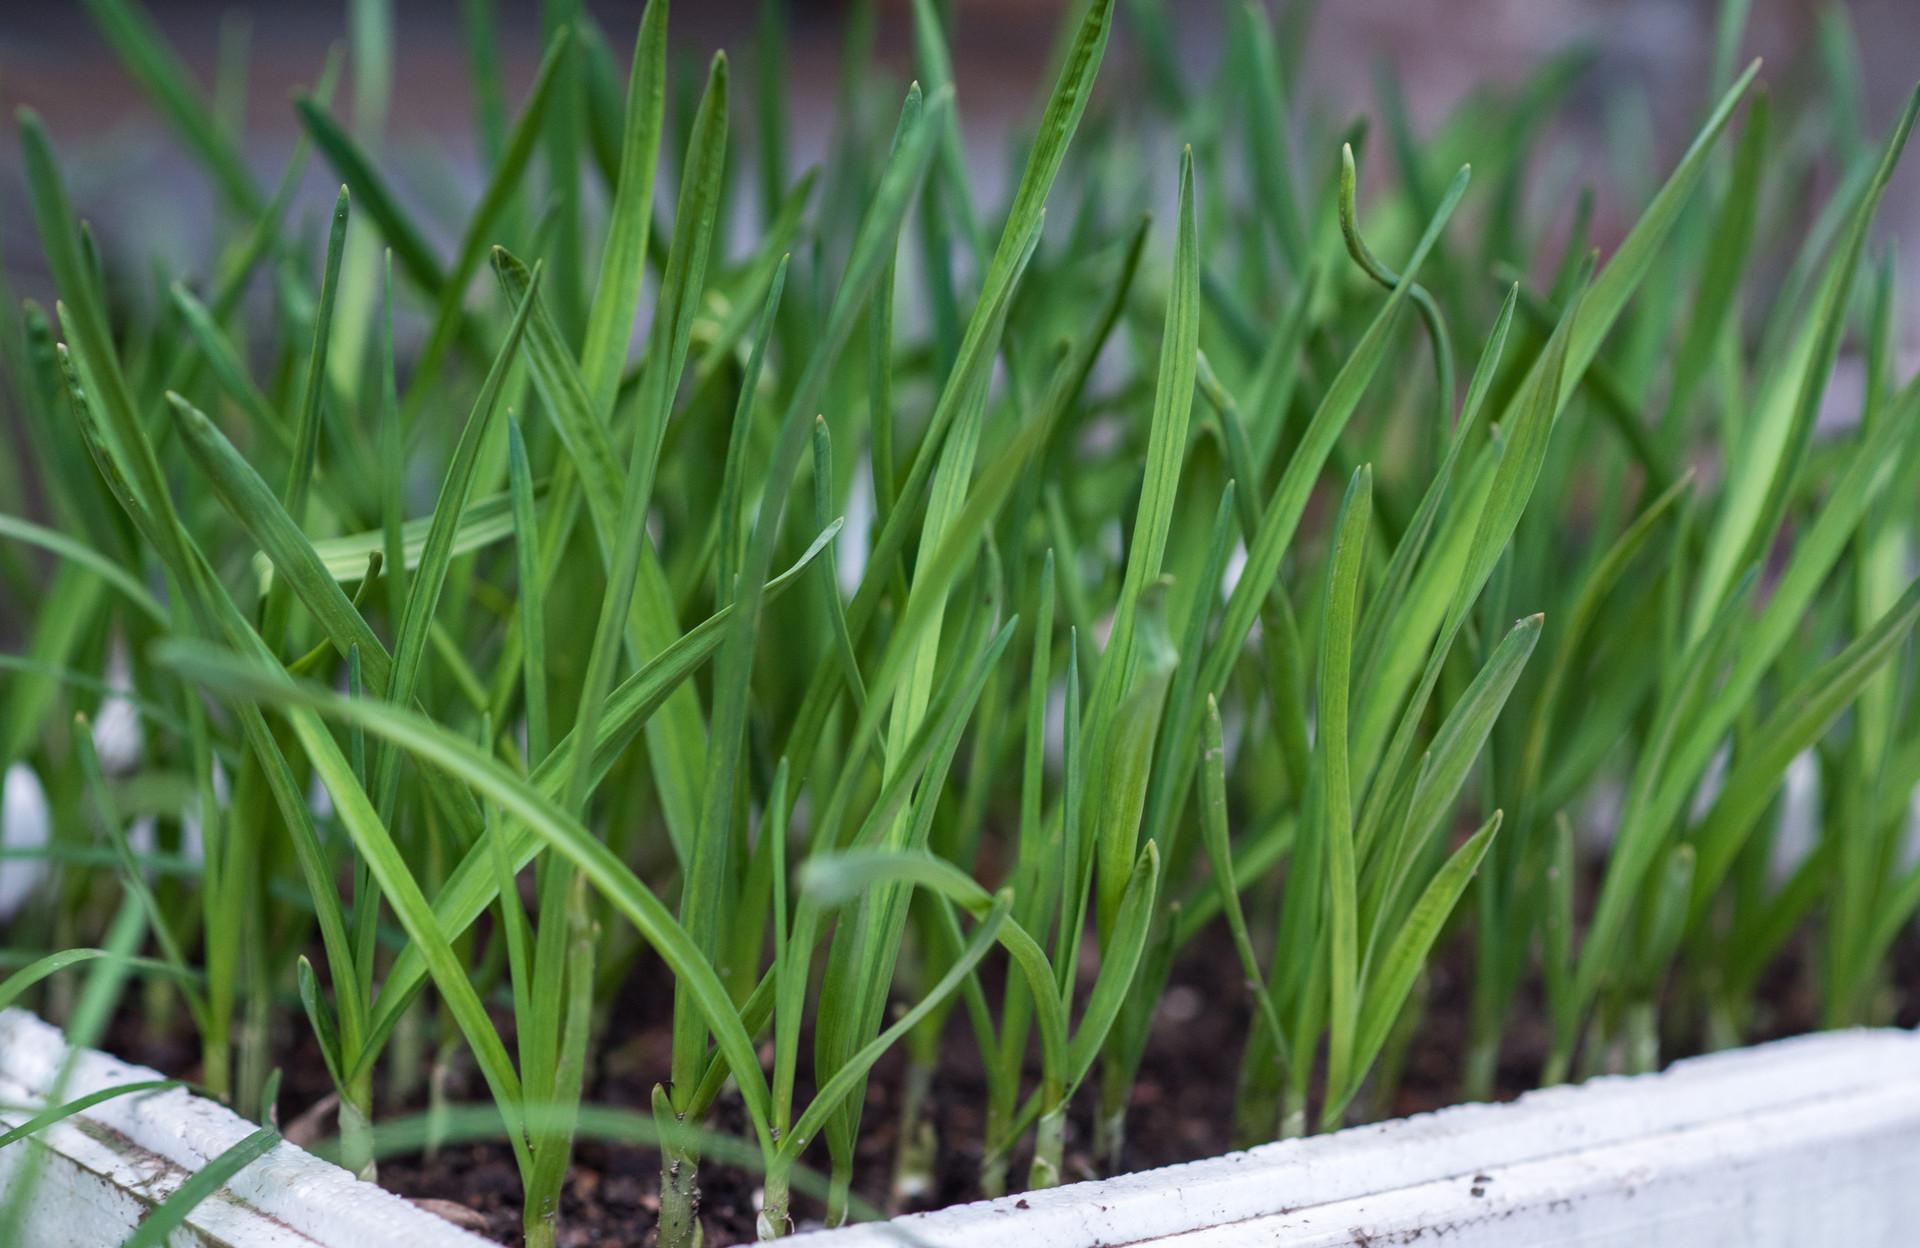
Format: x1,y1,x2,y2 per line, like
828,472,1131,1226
4,0,1920,1243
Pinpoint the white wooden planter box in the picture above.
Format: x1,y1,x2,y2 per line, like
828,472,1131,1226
6,1003,1917,1247
0,1008,488,1247
798,1026,1920,1248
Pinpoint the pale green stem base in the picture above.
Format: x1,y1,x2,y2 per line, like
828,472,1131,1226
237,988,270,1121
1575,1016,1614,1082
756,1167,792,1240
201,1027,232,1110
1094,1060,1131,1174
424,1040,458,1161
890,1058,937,1208
1704,997,1744,1052
1461,1033,1500,1103
979,1146,1009,1200
1624,1001,1659,1075
1028,1105,1066,1190
389,1004,425,1104
1092,1104,1126,1175
339,1087,377,1183
1277,1083,1307,1141
825,1159,852,1229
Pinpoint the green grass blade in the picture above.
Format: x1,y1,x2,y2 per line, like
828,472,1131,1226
1319,466,1371,1107
507,416,549,762
1693,85,1917,633
353,524,839,1064
1563,61,1760,386
1332,811,1501,1123
1197,696,1286,1074
1201,166,1468,717
287,490,520,585
1239,0,1308,273
166,282,291,455
1092,590,1177,942
1686,578,1920,927
579,0,668,421
1355,270,1582,865
783,898,1009,1164
1362,614,1543,953
1070,840,1161,1091
1661,90,1768,436
375,263,544,815
407,28,573,404
560,49,727,855
166,393,392,693
156,641,776,1150
1516,472,1694,815
0,514,165,626
294,97,444,298
1096,146,1198,714
283,186,350,527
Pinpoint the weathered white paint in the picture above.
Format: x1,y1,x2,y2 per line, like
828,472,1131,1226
0,1009,489,1247
10,1004,1916,1246
797,1027,1920,1247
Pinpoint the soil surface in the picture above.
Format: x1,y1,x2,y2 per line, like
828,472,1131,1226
360,940,1288,1246
89,914,1920,1247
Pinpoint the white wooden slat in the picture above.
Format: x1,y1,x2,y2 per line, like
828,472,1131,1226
796,1028,1920,1247
0,1008,491,1247
8,1004,1914,1246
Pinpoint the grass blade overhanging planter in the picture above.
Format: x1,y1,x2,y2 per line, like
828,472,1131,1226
0,1007,491,1246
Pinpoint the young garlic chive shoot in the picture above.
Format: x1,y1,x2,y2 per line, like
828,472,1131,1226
10,0,1920,1241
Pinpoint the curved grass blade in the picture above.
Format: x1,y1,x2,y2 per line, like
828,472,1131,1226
166,393,392,694
354,523,840,1062
799,849,1068,1101
1199,165,1469,718
0,515,166,626
282,490,521,586
153,641,776,1152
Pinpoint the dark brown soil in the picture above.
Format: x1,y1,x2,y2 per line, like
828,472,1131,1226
353,935,1280,1247
87,915,1920,1248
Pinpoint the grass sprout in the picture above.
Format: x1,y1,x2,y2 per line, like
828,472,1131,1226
4,0,1920,1243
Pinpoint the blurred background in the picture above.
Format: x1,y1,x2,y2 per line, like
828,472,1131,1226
3,1,1919,332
